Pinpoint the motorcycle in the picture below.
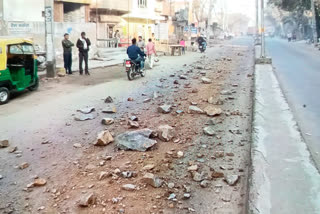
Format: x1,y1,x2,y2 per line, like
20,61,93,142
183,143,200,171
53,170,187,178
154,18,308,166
124,58,146,81
199,41,207,53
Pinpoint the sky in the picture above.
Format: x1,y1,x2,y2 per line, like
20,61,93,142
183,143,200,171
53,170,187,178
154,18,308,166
215,0,256,25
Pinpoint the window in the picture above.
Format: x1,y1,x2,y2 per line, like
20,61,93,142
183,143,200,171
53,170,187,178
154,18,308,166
138,0,147,8
9,44,34,55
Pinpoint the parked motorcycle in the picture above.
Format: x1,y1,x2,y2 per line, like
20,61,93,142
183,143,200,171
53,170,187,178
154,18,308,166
199,42,207,53
124,59,146,81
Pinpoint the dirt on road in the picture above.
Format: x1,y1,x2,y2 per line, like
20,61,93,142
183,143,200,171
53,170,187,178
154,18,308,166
0,39,254,214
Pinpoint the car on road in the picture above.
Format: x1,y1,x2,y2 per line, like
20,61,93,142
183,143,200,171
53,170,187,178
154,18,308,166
0,38,39,104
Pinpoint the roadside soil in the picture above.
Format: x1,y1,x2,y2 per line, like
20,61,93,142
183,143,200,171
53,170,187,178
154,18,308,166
0,39,254,214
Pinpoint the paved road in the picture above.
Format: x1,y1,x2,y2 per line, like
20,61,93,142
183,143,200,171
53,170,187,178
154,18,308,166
266,38,320,170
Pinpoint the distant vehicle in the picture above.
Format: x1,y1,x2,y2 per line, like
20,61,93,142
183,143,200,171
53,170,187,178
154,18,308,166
0,38,39,104
199,42,206,53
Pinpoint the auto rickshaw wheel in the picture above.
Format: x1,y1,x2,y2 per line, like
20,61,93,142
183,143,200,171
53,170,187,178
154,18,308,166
0,87,10,105
28,78,39,91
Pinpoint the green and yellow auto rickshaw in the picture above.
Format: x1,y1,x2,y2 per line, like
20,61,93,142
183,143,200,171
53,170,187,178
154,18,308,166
0,38,39,104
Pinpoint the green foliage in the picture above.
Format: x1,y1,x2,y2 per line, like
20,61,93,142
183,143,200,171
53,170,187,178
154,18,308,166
270,0,311,11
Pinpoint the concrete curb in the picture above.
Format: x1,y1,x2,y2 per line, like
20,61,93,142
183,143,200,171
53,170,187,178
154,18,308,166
248,46,320,214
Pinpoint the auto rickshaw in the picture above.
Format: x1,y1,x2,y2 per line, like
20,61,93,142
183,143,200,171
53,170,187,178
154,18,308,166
0,38,39,104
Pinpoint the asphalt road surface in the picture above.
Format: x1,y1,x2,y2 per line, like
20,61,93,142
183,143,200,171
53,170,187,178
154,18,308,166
266,38,320,170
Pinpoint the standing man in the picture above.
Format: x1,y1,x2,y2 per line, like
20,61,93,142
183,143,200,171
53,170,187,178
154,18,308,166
146,38,157,69
76,32,91,75
114,30,120,48
127,38,146,71
62,33,74,75
137,36,145,52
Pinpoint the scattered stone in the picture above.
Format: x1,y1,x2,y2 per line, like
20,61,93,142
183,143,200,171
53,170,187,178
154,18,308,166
220,90,232,95
215,151,224,158
224,175,239,186
0,175,3,179
94,130,114,146
196,65,205,69
204,106,223,117
128,120,140,128
191,102,198,106
122,171,136,178
179,75,187,79
141,173,163,188
102,106,117,114
226,152,234,157
203,126,215,136
207,97,215,104
127,97,134,101
19,162,29,170
168,183,175,188
187,165,198,172
192,89,198,93
212,171,224,178
130,116,138,121
188,106,203,114
78,193,96,207
77,107,95,114
143,98,152,103
168,193,176,200
173,80,179,84
41,140,51,144
143,164,155,171
73,143,82,148
104,96,113,103
200,70,206,75
8,146,17,153
116,129,157,152
157,105,172,114
176,110,184,114
200,180,210,188
184,185,191,193
101,118,114,125
183,193,191,199
158,125,175,142
201,77,212,84
74,114,96,121
122,184,136,191
192,172,204,182
177,151,184,158
153,91,159,99
33,178,47,187
0,140,9,148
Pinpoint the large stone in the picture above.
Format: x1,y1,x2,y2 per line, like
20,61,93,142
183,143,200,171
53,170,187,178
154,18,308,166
94,130,114,146
204,106,223,117
179,75,188,79
203,126,216,136
188,106,203,114
101,118,114,125
102,106,117,114
74,114,96,121
116,129,157,152
0,140,9,148
78,193,96,207
202,77,212,84
157,105,172,114
224,175,239,186
158,125,175,142
77,107,95,114
141,173,163,188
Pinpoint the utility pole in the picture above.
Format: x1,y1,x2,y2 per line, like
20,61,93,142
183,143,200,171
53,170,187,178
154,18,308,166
44,0,56,78
260,0,265,58
256,0,259,43
311,0,318,45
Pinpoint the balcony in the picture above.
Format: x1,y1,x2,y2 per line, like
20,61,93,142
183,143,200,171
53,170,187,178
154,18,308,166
90,0,131,13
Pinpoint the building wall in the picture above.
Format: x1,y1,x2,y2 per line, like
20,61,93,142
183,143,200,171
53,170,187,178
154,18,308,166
3,0,44,22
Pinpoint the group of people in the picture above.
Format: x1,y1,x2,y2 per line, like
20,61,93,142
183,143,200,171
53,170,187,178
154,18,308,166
62,32,91,75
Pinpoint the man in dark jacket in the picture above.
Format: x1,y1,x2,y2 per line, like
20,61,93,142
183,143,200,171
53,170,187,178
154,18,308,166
127,38,146,70
62,33,74,74
76,32,91,75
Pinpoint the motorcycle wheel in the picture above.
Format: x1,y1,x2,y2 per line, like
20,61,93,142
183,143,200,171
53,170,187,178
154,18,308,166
140,68,146,77
127,67,134,81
